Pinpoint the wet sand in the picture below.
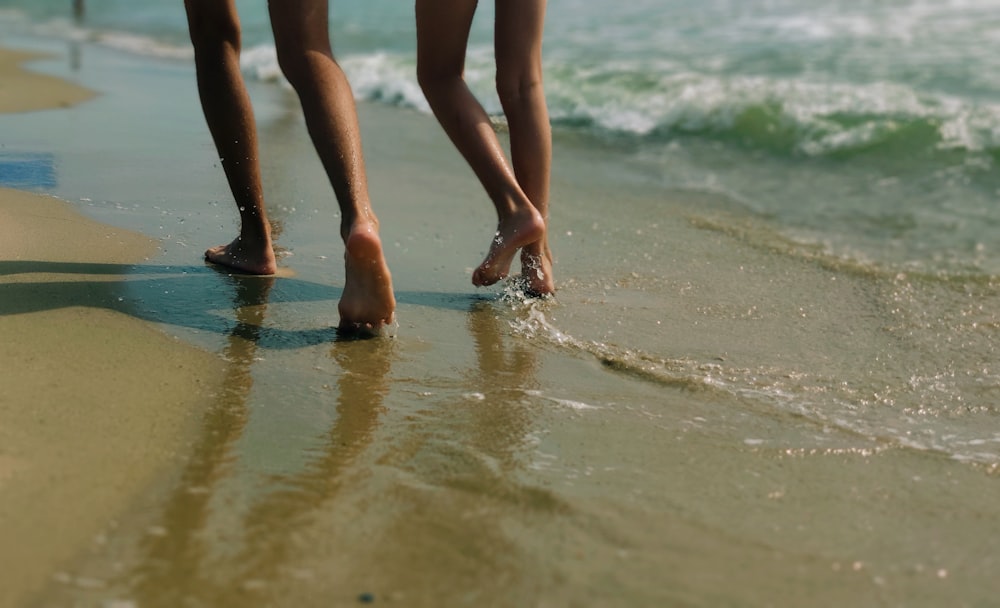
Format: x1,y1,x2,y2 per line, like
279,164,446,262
0,51,224,608
3,36,1000,608
0,48,94,113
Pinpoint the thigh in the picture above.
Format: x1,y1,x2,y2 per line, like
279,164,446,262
415,0,479,78
494,0,547,75
268,0,331,55
184,0,241,37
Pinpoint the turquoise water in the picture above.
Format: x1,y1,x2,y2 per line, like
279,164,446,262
3,0,1000,472
3,4,1000,604
5,0,1000,276
3,0,1000,468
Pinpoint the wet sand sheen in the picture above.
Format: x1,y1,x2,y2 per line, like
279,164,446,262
4,36,1000,608
0,51,225,608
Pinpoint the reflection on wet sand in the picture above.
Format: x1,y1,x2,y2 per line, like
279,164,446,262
31,281,570,605
70,0,83,71
117,274,393,606
126,274,275,606
464,299,541,468
332,300,568,604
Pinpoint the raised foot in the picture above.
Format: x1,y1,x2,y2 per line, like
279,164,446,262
338,224,396,335
472,207,546,287
518,245,555,297
205,237,277,275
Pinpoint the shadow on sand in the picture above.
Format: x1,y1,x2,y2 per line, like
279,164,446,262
0,260,489,347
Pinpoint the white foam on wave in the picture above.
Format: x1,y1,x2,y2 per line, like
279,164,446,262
3,11,194,62
547,60,1000,154
547,397,599,411
501,284,1000,468
94,31,192,61
240,44,283,83
16,5,1000,157
341,52,429,112
0,8,29,25
739,0,1000,46
237,44,430,112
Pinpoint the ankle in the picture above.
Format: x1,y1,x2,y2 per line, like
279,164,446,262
240,222,271,242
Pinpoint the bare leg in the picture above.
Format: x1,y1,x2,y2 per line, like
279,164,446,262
269,0,395,331
184,0,276,275
416,0,545,287
496,0,554,296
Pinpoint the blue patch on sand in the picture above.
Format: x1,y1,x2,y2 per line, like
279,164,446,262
0,152,57,188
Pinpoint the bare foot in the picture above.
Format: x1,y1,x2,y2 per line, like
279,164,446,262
205,235,277,275
472,207,545,287
519,243,555,297
338,222,396,335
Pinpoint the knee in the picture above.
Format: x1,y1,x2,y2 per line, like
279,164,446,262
184,1,241,53
416,61,460,99
495,67,543,109
272,29,337,91
274,46,301,86
274,46,319,91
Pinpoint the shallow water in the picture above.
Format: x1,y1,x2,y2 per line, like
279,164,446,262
2,28,1000,608
8,0,1000,280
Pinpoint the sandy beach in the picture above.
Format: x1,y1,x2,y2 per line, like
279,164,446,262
2,31,1000,608
0,48,94,113
0,51,225,608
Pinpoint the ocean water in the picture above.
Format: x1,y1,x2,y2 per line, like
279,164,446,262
5,0,995,463
5,0,1000,274
3,0,1000,604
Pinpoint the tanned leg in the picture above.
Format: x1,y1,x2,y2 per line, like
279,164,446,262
415,0,545,287
184,0,276,275
269,0,395,332
496,0,554,296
